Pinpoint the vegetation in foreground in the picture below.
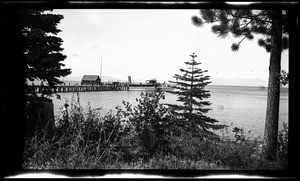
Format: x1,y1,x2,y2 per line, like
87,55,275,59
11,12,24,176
22,91,288,170
23,53,288,170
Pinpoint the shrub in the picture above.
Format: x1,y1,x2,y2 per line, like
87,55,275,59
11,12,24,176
169,125,261,170
103,154,229,169
122,90,173,159
169,127,204,161
211,127,261,169
143,154,229,169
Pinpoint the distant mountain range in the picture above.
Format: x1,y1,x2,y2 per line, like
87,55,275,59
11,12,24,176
210,77,268,87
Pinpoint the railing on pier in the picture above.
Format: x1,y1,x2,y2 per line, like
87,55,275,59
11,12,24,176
27,84,129,93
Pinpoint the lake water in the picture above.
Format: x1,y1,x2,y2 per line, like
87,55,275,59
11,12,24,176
50,85,288,139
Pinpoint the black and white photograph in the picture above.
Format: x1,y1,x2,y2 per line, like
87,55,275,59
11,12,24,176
2,1,298,179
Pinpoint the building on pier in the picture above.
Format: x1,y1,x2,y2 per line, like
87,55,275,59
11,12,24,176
81,75,101,86
145,78,157,84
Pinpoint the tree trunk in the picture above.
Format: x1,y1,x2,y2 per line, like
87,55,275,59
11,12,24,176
262,10,282,161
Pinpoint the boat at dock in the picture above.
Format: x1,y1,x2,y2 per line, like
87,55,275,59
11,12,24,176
129,86,173,91
128,83,173,91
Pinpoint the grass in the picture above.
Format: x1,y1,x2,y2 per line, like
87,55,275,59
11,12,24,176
22,92,288,170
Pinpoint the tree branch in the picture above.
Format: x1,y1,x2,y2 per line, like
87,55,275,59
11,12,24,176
221,18,253,37
237,35,248,45
230,11,272,24
235,23,257,48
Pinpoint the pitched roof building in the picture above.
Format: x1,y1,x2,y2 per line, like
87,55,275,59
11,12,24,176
81,75,101,85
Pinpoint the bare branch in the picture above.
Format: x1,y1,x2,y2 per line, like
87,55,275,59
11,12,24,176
237,35,249,45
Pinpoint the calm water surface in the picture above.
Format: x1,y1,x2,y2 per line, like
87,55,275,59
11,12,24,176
51,85,288,139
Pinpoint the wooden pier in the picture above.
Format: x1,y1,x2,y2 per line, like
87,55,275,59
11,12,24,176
129,83,157,87
28,84,129,93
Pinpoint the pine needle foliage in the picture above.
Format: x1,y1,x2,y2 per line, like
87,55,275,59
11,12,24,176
166,53,225,137
21,9,71,88
191,9,289,52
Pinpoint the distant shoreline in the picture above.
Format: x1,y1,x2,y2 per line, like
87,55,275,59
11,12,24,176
26,79,288,89
207,84,288,89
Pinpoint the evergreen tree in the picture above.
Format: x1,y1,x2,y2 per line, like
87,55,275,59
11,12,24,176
191,9,290,161
166,53,225,138
21,9,71,91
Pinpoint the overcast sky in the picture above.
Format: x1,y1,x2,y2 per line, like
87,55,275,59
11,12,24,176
53,9,288,86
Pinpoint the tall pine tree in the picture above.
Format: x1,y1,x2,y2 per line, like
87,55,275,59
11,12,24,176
191,9,290,161
166,53,225,138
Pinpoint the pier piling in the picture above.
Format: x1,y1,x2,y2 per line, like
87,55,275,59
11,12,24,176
27,84,129,93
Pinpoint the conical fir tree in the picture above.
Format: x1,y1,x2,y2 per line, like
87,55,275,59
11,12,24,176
166,53,225,137
21,9,71,89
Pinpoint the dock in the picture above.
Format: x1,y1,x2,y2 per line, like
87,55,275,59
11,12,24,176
27,84,129,93
26,81,170,94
